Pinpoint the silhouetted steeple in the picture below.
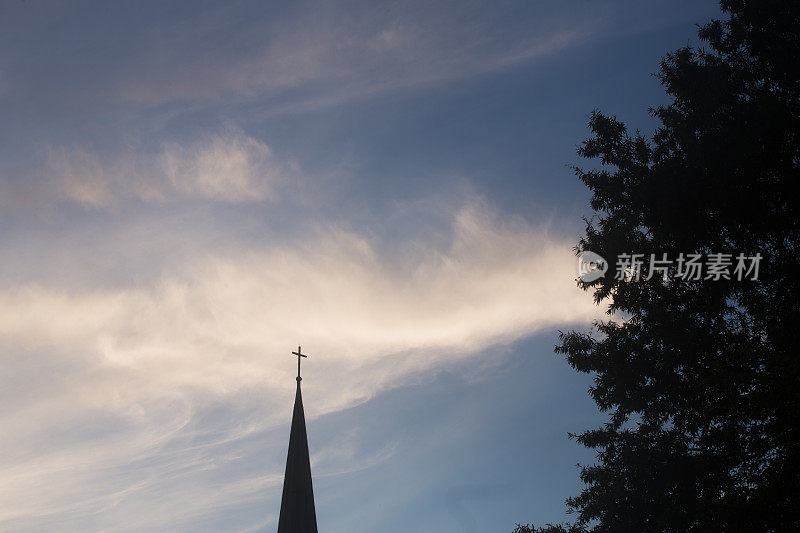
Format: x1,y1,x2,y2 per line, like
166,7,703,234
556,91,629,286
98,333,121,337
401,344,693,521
278,346,318,533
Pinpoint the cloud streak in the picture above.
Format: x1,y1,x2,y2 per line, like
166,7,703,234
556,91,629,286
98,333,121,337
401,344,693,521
113,8,595,111
0,0,608,116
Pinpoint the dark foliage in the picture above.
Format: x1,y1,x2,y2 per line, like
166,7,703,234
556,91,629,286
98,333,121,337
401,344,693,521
528,1,800,531
513,523,586,533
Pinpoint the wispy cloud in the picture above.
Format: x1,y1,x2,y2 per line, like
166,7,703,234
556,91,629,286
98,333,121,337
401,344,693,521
112,7,595,111
0,204,597,402
0,0,606,116
0,202,599,530
7,130,289,209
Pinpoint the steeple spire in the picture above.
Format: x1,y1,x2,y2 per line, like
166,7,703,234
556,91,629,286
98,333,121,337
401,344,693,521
277,346,318,533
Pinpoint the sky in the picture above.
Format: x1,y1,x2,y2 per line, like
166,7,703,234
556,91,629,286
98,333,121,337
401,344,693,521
0,1,723,531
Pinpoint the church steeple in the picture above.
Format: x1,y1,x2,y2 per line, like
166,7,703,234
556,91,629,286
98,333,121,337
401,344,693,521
277,346,318,533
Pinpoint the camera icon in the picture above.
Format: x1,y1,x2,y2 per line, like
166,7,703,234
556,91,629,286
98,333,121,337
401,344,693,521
577,251,608,282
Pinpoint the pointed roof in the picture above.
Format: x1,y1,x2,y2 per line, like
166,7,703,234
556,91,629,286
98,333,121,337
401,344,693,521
277,375,318,533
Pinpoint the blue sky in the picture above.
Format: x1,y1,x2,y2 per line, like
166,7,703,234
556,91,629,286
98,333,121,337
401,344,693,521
0,1,722,531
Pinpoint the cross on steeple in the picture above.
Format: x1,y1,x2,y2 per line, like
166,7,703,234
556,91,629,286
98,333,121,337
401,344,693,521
292,345,307,381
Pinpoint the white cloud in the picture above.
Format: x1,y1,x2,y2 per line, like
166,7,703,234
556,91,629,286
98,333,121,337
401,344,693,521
38,130,285,208
0,203,600,530
160,134,280,202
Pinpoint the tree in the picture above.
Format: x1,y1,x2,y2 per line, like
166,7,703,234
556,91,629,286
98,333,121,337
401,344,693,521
544,1,799,531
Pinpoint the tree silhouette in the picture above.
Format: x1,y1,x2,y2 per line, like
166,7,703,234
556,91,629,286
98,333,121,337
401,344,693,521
513,523,585,533
526,1,800,530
